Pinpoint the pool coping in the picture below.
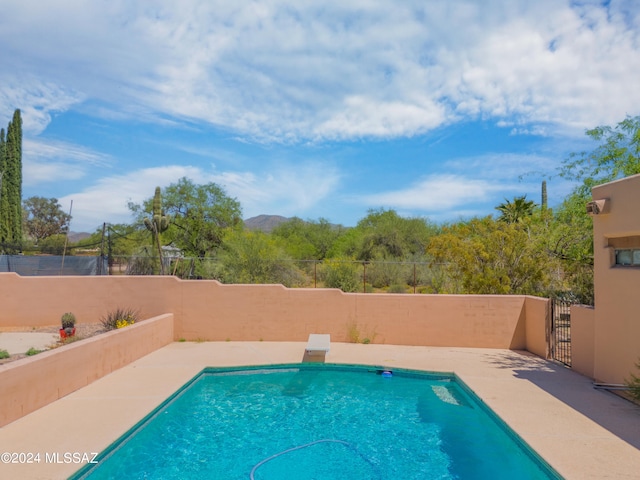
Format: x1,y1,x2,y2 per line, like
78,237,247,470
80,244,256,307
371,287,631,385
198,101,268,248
0,342,639,479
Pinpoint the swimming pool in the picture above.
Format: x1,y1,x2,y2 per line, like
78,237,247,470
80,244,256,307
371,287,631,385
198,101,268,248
72,364,562,479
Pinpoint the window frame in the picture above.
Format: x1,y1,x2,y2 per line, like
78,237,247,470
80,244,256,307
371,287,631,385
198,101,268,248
614,248,640,267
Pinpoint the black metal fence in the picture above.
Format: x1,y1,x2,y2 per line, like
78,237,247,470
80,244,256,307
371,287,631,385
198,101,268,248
550,298,572,367
107,255,450,293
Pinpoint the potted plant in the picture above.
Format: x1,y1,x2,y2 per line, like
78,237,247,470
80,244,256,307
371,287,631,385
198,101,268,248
60,312,76,339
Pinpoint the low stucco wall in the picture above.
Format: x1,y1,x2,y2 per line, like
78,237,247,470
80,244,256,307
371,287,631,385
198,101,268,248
571,305,595,379
176,281,526,349
524,296,551,358
0,274,545,350
0,274,552,427
0,313,173,427
0,273,177,327
178,284,533,348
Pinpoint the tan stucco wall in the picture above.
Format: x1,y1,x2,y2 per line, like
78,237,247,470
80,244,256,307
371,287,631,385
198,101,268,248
591,173,640,384
0,274,543,349
0,275,553,426
179,284,532,347
571,305,595,379
0,273,178,327
524,296,550,358
0,314,173,427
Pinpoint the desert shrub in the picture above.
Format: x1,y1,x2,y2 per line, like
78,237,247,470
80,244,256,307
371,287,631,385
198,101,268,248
366,261,406,288
39,234,67,255
0,349,10,359
125,246,167,275
101,307,139,331
346,321,377,344
625,359,640,402
322,259,360,293
388,284,407,293
346,321,360,343
216,230,308,287
26,347,42,356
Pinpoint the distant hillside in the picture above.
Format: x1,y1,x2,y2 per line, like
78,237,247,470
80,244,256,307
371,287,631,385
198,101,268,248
244,215,292,232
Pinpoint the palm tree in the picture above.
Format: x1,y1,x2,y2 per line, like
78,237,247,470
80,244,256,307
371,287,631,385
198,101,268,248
495,195,536,223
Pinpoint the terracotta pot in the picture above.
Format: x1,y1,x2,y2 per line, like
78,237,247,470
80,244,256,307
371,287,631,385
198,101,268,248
59,327,76,339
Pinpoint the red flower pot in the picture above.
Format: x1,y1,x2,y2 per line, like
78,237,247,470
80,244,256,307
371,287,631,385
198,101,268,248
59,327,76,339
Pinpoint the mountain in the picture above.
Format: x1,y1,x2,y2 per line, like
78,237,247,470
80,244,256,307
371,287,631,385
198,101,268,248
244,215,292,233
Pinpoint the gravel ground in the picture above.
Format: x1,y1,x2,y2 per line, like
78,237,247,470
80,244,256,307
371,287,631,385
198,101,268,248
0,323,106,365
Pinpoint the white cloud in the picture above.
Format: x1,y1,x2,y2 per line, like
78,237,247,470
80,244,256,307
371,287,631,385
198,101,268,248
61,165,203,231
315,96,446,140
23,138,111,186
210,162,342,218
60,161,342,231
360,174,506,212
443,152,581,201
1,1,639,141
0,77,83,134
355,151,577,218
444,153,556,181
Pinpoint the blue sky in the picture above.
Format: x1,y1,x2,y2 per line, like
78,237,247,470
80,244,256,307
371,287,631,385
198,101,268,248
1,1,639,232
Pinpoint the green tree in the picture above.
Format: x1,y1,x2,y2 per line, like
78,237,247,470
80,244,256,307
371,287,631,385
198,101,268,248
427,216,552,295
76,223,147,258
0,109,23,252
544,193,594,303
353,208,437,261
271,217,319,259
625,359,640,402
96,224,156,275
38,234,68,255
322,258,360,292
552,116,640,304
217,229,305,286
560,115,640,196
22,197,72,244
272,217,345,260
495,196,536,223
130,178,243,258
5,110,22,248
325,226,362,258
0,128,7,246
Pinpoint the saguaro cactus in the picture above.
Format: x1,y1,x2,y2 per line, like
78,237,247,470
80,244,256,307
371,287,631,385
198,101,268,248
144,187,169,274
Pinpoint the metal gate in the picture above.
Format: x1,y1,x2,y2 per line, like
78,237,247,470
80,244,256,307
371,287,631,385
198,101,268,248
550,299,571,367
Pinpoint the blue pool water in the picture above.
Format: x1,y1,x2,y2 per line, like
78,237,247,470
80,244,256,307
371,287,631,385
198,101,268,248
73,364,561,479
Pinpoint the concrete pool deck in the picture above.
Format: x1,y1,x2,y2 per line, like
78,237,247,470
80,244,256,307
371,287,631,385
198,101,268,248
0,342,639,479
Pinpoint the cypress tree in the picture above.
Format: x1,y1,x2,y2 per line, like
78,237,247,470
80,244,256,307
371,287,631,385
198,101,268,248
541,180,548,211
0,128,7,247
1,109,22,251
11,109,22,246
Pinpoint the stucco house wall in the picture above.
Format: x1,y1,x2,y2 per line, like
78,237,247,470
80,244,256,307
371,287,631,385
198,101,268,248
590,173,640,384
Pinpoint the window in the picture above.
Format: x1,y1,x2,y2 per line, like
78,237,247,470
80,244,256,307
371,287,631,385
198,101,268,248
615,249,640,266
